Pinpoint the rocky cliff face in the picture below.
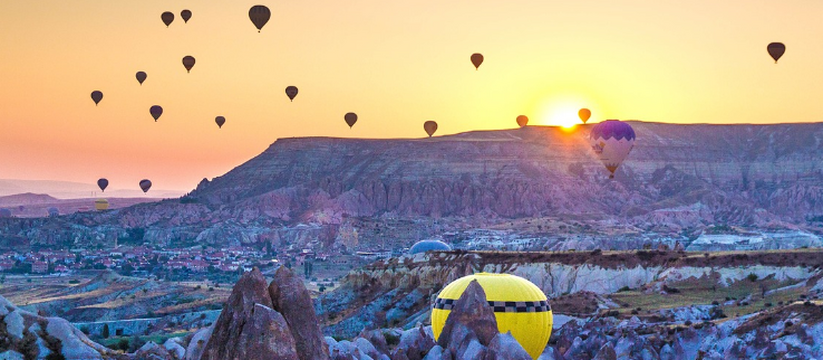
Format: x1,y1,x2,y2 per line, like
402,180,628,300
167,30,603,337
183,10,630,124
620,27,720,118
4,122,823,249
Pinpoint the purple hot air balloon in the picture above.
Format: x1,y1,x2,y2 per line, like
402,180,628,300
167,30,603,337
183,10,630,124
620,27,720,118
150,105,163,121
588,120,636,179
139,179,152,193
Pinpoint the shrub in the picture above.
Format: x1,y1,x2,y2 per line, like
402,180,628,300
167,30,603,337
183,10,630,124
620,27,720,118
747,273,758,282
385,333,400,346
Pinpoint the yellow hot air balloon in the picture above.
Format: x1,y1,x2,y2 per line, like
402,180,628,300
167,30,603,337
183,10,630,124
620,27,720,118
432,273,552,360
94,199,109,211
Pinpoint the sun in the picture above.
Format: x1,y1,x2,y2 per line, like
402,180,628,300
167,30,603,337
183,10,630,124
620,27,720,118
536,96,594,129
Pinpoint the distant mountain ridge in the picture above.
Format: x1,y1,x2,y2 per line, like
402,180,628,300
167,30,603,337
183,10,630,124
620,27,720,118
2,121,823,249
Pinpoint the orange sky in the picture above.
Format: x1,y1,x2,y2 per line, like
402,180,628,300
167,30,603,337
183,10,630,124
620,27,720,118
1,1,822,191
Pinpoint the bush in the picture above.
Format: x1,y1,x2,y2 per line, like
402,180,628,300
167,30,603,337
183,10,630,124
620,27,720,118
617,286,631,292
747,273,758,282
385,333,400,346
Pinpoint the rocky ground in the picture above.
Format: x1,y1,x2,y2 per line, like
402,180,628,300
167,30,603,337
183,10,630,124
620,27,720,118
8,251,823,359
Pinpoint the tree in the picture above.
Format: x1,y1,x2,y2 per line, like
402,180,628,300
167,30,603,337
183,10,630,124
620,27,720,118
102,324,110,339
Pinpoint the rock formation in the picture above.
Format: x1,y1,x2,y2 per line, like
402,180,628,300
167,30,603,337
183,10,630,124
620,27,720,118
200,267,329,360
0,295,116,359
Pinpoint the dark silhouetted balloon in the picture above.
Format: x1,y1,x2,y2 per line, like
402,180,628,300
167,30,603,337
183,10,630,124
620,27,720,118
48,207,59,217
139,179,152,193
181,9,192,23
136,71,147,85
767,42,785,63
161,12,174,27
285,86,298,101
150,105,163,121
344,112,358,128
215,116,226,128
249,5,271,32
97,178,109,192
424,121,438,137
516,115,528,128
579,108,591,124
470,53,484,70
91,91,103,105
182,56,195,73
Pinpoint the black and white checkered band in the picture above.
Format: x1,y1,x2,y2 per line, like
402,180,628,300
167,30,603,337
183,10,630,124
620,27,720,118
433,298,551,313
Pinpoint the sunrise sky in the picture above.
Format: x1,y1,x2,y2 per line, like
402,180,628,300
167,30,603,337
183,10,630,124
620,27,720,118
1,1,822,192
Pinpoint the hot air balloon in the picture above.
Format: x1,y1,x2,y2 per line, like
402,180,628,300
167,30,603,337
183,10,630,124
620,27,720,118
432,273,552,360
410,240,452,254
470,53,484,70
97,178,109,192
578,108,591,124
767,42,785,63
249,5,271,32
424,121,438,137
91,91,103,105
150,105,163,121
344,112,358,128
94,199,109,211
589,120,636,179
182,56,195,73
161,12,174,27
135,71,147,85
181,9,192,23
47,207,59,217
516,115,529,128
285,86,298,101
139,179,152,193
215,116,226,128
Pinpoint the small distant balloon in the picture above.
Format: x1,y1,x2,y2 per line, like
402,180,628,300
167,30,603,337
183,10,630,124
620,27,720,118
249,5,271,32
150,105,163,121
48,207,59,217
181,9,192,23
97,178,109,192
767,42,785,63
516,115,529,128
470,53,484,70
285,86,298,101
578,108,591,124
139,179,152,193
215,116,226,128
136,71,147,85
424,121,438,137
91,90,103,105
182,56,196,73
344,112,358,128
161,12,174,27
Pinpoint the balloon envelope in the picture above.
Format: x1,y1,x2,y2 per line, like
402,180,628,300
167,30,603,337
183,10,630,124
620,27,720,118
285,86,298,101
516,115,528,128
182,56,195,73
161,12,174,27
589,120,636,179
410,240,452,254
470,53,484,70
181,9,192,23
215,116,226,128
249,5,271,32
136,71,147,85
91,91,103,105
578,108,591,124
432,273,552,360
47,207,59,217
767,42,785,63
94,199,109,211
139,179,152,193
344,112,358,128
97,178,109,192
424,121,438,137
150,105,163,121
